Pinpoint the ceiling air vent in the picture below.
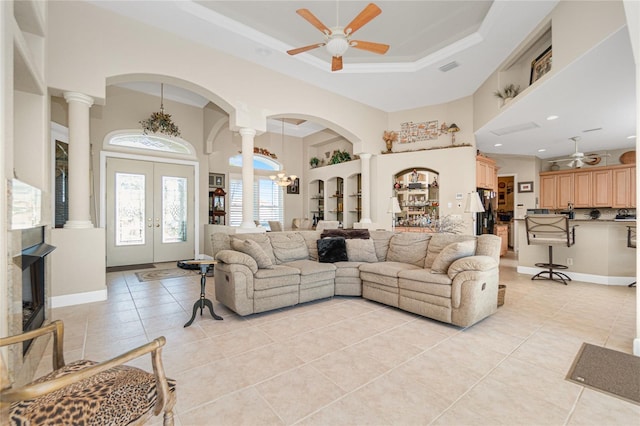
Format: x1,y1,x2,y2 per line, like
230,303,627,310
582,127,602,133
490,122,540,136
439,61,459,72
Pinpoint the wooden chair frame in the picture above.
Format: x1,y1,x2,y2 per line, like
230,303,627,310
0,320,175,425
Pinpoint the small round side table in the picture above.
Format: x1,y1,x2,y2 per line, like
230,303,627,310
182,259,223,327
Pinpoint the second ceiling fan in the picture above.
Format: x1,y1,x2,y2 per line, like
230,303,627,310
287,3,390,72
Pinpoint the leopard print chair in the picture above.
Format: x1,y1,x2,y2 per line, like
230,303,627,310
0,320,176,425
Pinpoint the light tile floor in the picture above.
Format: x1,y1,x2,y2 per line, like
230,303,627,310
39,253,639,425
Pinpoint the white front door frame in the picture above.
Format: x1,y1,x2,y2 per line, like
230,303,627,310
99,150,200,260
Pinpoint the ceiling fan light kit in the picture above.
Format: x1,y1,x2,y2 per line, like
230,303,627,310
287,3,390,72
547,136,610,169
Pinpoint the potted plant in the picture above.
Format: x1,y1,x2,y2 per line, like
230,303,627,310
309,157,320,168
493,84,521,105
329,150,351,165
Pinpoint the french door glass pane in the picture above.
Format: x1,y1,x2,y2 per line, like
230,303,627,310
162,176,187,243
115,173,145,246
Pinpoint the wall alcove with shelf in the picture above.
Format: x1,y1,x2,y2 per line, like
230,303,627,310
393,168,440,228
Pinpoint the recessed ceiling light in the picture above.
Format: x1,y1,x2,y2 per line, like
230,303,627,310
627,135,636,139
538,148,546,152
494,143,502,147
256,47,271,56
546,115,559,121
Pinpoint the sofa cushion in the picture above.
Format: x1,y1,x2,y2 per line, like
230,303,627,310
386,233,431,267
334,261,364,277
284,259,336,285
321,229,370,239
231,238,274,269
298,230,322,261
369,230,394,262
211,232,232,257
345,238,377,262
360,261,421,288
253,265,300,290
268,232,309,263
215,250,258,274
430,240,476,274
424,234,476,269
447,255,498,279
317,237,348,263
399,269,453,289
475,234,501,261
234,233,276,264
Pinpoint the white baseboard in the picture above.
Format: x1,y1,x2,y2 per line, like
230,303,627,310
516,266,635,286
51,289,108,308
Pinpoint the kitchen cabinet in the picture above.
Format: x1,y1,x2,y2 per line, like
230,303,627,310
539,175,558,210
476,156,497,191
540,164,634,209
591,169,612,207
612,166,636,208
573,171,592,208
556,173,574,209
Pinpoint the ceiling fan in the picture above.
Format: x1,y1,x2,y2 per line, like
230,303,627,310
286,3,390,72
550,136,609,168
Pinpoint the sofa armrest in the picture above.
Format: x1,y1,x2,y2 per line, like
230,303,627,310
215,249,258,274
447,255,498,279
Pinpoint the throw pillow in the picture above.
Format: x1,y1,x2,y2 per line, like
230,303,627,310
317,237,348,263
230,238,274,269
424,234,475,269
233,233,276,264
430,240,476,274
345,238,377,262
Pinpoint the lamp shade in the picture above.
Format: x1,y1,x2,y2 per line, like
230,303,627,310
448,123,460,133
464,192,485,213
387,196,402,214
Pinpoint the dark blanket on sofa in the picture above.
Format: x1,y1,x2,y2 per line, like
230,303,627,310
321,229,370,239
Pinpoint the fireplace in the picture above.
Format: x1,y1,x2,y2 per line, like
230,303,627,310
20,226,55,354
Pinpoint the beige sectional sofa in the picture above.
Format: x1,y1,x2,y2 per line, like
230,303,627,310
212,230,501,327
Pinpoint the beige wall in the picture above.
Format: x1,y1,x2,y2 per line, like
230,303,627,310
474,0,628,132
46,1,388,155
492,154,541,211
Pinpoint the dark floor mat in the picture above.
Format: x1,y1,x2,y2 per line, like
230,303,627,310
106,263,156,273
566,342,640,406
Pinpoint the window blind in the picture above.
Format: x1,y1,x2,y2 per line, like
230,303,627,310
229,174,283,227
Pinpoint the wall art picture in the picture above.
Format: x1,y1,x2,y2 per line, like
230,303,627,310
518,181,534,193
530,46,552,84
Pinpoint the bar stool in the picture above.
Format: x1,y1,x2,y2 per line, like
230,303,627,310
627,226,636,287
524,214,576,285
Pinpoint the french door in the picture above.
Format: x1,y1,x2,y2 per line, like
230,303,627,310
106,158,195,267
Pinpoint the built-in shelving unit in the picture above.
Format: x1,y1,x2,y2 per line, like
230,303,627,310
307,159,361,228
310,180,325,225
394,168,439,228
347,174,362,223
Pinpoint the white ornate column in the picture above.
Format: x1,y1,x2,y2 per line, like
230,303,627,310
359,153,373,224
63,92,94,229
239,128,256,228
